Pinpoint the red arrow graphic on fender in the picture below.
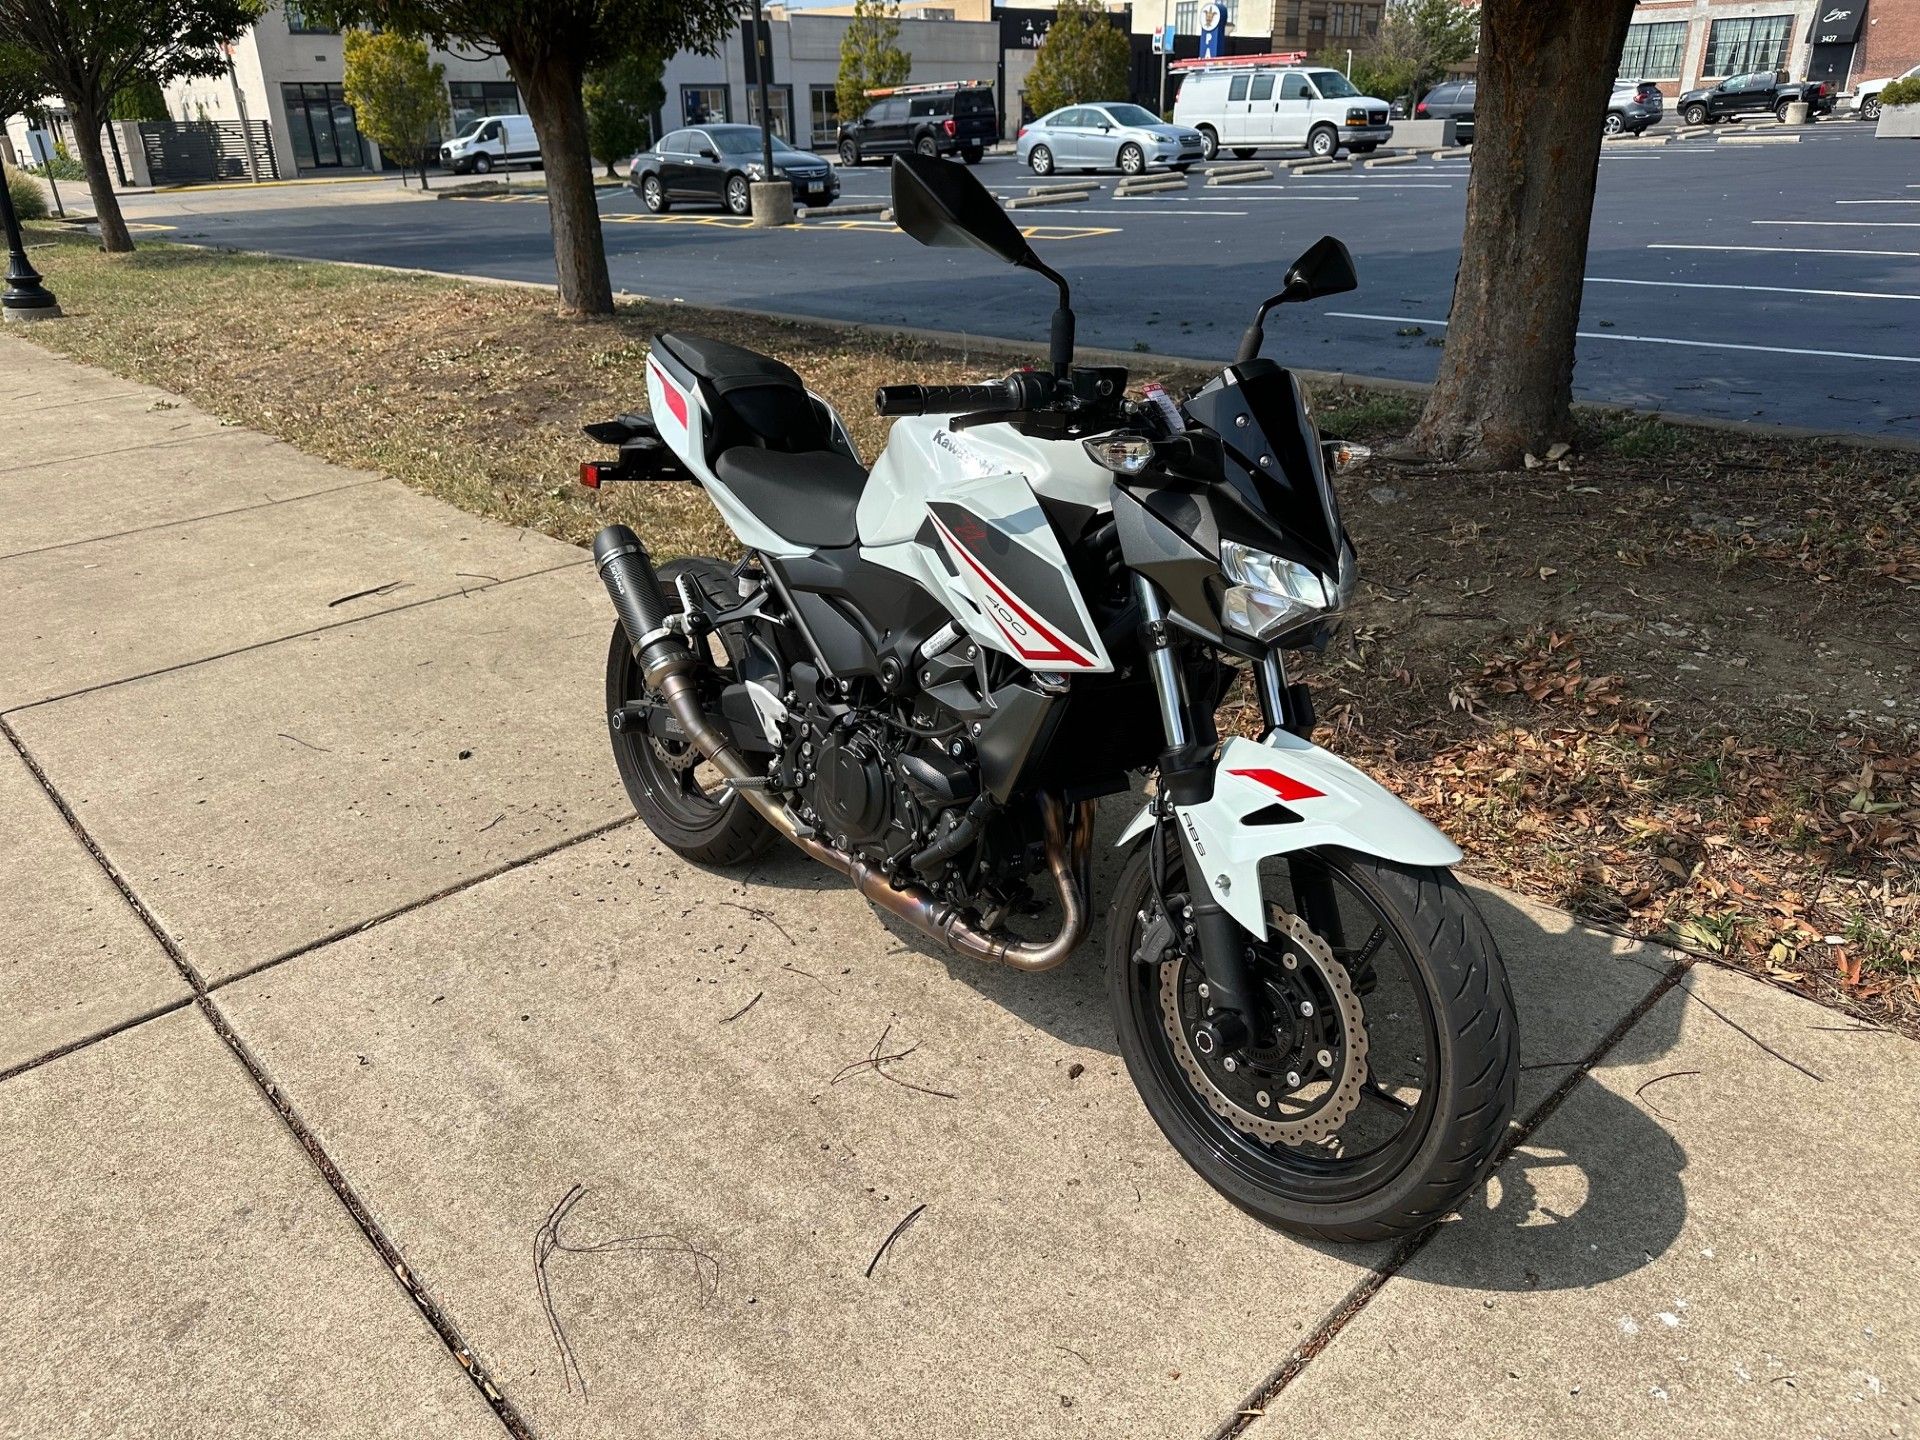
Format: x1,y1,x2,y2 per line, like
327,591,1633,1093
1227,767,1325,802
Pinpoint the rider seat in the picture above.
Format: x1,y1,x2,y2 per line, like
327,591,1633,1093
653,332,867,548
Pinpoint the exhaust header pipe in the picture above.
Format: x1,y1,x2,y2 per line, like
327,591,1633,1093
593,525,1092,971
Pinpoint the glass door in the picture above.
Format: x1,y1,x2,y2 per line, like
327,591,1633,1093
281,83,364,170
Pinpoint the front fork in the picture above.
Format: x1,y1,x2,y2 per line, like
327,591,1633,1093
1135,577,1345,1046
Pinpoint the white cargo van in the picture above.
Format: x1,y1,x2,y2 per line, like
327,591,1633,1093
1173,57,1392,160
439,114,541,175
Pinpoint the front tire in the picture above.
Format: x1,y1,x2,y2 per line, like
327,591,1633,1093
472,152,494,175
1198,126,1220,160
1862,96,1882,121
606,558,777,868
1118,143,1145,175
1307,125,1337,159
1106,843,1517,1241
725,173,752,216
1684,103,1709,126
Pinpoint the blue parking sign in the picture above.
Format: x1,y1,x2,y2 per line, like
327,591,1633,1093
1198,2,1227,58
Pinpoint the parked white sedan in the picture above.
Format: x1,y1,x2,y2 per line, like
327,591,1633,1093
1016,103,1205,176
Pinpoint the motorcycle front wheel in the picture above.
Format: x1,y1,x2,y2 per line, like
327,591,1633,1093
1106,840,1516,1241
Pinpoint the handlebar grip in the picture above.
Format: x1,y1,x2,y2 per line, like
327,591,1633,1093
874,380,1022,417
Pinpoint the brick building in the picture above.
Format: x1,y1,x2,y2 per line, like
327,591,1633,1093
1852,0,1920,84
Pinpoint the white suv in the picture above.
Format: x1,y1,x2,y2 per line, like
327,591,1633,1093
1853,64,1920,121
1173,63,1392,160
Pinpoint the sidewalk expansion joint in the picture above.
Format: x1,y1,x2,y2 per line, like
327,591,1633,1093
1207,950,1695,1440
210,812,637,993
0,474,388,562
0,557,589,719
0,422,260,478
0,995,197,1085
2,713,543,1440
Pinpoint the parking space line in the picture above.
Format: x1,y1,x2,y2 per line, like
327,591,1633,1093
1589,276,1920,302
1649,242,1920,258
1761,220,1920,229
1836,199,1920,205
1328,311,1920,365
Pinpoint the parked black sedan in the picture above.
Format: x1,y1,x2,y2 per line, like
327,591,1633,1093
628,125,839,216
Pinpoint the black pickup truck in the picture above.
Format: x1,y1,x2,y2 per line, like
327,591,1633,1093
1678,71,1836,125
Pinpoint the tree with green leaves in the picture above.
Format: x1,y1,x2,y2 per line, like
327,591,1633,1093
1362,0,1478,117
321,0,737,316
1023,0,1129,117
110,76,170,121
342,30,448,190
585,49,664,177
0,0,263,253
836,0,909,128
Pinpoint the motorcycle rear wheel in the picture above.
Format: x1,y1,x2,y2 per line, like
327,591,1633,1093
1106,840,1516,1241
605,557,777,867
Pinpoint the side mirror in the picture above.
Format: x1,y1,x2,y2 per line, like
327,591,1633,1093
1234,235,1359,364
890,153,1077,376
699,147,718,161
1280,235,1359,302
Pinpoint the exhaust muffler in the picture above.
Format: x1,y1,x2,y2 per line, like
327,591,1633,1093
593,525,1092,972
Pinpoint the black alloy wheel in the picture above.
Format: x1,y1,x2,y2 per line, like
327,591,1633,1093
1106,839,1516,1241
606,558,776,868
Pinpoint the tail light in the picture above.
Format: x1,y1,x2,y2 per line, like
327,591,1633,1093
943,118,956,136
580,461,613,490
1017,125,1027,140
1415,102,1429,117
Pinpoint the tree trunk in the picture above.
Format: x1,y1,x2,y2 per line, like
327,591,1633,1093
511,50,614,316
1403,0,1636,469
69,100,133,254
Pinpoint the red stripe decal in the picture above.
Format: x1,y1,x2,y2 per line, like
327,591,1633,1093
929,512,1094,668
650,361,688,427
1227,767,1325,802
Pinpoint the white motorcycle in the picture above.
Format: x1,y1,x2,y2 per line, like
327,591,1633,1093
583,155,1516,1240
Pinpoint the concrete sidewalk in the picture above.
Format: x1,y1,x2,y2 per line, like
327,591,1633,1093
1,335,1914,1439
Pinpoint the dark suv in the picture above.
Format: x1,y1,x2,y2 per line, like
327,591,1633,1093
1415,81,1476,142
837,81,998,165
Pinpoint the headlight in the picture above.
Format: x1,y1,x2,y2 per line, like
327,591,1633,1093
745,162,768,179
1220,540,1336,641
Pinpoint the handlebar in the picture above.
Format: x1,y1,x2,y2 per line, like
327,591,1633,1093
874,372,1057,417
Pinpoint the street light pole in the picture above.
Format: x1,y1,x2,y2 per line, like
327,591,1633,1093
0,143,63,321
752,0,775,179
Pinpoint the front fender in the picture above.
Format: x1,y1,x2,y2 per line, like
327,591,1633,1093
1117,730,1461,937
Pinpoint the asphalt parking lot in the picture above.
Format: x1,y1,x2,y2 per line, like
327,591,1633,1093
126,119,1919,438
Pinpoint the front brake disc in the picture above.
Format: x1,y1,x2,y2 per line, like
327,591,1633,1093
1159,909,1369,1146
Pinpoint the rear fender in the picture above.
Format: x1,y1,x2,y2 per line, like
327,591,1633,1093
1117,730,1461,937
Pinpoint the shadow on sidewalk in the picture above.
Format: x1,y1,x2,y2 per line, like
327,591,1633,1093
731,799,1692,1288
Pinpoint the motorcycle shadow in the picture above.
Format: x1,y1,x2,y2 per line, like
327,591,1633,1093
738,804,1691,1283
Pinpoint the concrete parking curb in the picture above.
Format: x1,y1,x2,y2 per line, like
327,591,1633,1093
1362,153,1418,167
1206,168,1275,185
1294,160,1352,174
1720,134,1801,144
1431,147,1472,159
1026,181,1101,197
804,201,888,218
1003,190,1093,209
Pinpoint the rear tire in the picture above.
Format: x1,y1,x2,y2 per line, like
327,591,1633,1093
1106,844,1517,1241
1603,111,1625,134
1231,145,1256,160
839,138,861,166
963,147,983,164
641,174,668,212
1775,99,1792,122
1029,144,1053,175
916,133,939,157
606,558,778,868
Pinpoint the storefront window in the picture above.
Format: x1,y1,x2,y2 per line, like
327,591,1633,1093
681,85,729,125
447,81,521,130
809,85,840,147
281,82,363,170
747,86,795,142
1704,15,1792,78
1619,21,1688,79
